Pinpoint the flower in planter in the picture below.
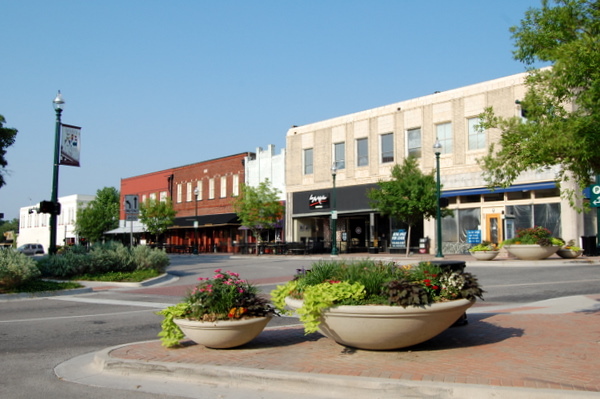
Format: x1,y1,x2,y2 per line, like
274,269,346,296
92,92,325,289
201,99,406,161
501,226,564,247
157,269,278,347
271,260,484,334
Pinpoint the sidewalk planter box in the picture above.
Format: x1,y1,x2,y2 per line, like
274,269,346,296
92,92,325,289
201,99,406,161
504,244,560,260
173,317,271,349
556,248,583,259
286,297,474,351
469,251,500,261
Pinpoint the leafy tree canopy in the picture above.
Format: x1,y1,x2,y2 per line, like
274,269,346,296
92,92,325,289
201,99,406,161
233,179,284,253
139,197,176,243
368,157,448,255
479,0,600,205
0,115,18,189
75,187,120,242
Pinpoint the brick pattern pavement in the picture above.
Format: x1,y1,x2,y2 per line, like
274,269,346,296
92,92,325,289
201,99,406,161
110,310,600,392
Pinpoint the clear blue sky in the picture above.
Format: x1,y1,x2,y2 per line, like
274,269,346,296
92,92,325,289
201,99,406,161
1,0,543,221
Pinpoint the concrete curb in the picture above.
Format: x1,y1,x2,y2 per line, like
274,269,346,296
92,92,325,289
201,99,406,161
0,273,178,301
54,340,600,399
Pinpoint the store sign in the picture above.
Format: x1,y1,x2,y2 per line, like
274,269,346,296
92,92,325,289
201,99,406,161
309,193,330,209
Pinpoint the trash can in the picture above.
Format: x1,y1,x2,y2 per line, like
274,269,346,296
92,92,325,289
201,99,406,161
581,236,597,256
419,237,429,254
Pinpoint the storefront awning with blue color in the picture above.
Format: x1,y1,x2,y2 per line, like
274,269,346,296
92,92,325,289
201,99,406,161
441,181,557,198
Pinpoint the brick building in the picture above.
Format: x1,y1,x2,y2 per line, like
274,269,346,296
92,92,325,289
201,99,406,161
119,153,250,253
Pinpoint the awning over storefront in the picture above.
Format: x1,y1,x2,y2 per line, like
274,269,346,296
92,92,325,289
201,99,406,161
172,213,239,228
105,220,148,234
441,182,557,198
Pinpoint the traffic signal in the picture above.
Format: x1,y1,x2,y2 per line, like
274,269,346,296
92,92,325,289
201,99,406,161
39,201,61,215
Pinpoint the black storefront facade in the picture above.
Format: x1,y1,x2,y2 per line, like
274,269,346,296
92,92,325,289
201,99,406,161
291,183,423,253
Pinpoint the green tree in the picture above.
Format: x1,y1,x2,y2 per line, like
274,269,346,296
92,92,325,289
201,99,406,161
232,179,284,255
0,115,18,189
75,187,120,243
368,157,445,256
478,0,600,206
0,218,18,244
139,198,176,244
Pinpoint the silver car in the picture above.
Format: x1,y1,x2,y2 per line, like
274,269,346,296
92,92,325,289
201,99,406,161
17,243,44,256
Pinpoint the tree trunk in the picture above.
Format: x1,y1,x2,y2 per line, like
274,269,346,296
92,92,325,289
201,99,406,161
405,224,412,257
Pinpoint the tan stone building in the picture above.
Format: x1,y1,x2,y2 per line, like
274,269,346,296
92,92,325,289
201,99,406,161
285,71,595,254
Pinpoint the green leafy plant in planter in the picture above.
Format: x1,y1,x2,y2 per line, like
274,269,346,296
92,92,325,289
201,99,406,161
271,260,484,334
469,241,497,252
562,239,582,252
501,226,564,247
158,269,278,347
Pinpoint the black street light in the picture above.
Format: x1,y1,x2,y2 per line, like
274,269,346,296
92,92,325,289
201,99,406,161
433,138,444,258
49,91,64,255
193,187,199,254
331,162,339,256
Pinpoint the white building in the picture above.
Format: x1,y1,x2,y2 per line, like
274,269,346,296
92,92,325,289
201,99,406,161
18,194,94,252
284,71,595,254
244,144,286,200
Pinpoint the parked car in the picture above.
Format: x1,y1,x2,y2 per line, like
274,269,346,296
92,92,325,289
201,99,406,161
17,243,44,256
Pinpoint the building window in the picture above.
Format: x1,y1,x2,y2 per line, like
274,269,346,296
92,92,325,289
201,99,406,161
159,191,167,202
149,193,157,201
304,148,313,175
468,117,485,150
380,133,393,163
186,182,193,202
176,184,182,203
436,122,453,154
209,178,215,199
357,138,368,167
196,181,203,201
407,128,421,158
220,176,227,198
232,174,239,196
334,142,345,170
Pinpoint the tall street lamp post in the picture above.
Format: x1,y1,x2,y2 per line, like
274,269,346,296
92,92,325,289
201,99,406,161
331,162,339,256
433,138,444,258
49,91,64,255
193,187,199,254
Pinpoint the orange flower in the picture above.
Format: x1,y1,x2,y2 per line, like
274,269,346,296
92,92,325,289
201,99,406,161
227,307,247,318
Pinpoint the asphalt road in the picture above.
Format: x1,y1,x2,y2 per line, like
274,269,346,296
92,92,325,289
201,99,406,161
1,255,598,398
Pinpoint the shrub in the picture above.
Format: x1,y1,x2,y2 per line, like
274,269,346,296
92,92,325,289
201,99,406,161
131,245,169,272
0,250,41,291
36,242,170,278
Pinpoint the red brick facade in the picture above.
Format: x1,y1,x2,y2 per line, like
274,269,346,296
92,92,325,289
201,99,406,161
119,153,250,253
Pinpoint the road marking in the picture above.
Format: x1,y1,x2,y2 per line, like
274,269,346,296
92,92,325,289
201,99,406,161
485,278,600,288
48,296,174,309
0,309,159,323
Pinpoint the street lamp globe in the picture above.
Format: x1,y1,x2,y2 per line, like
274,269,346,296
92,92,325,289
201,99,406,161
53,91,65,111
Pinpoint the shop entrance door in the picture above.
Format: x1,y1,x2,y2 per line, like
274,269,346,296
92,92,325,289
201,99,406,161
485,214,502,244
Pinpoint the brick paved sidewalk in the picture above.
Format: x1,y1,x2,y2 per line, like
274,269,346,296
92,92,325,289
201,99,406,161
110,309,600,393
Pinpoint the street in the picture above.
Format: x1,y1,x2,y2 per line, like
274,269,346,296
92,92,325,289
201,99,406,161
1,254,599,398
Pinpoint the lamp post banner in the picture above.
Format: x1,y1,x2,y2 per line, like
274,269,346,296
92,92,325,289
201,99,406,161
60,124,81,167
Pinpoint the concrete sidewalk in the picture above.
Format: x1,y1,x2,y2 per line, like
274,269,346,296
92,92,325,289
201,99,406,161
56,292,600,399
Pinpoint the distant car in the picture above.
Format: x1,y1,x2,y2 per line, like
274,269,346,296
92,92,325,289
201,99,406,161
17,243,44,256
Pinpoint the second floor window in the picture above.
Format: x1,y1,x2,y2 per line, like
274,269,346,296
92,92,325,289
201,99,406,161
407,127,421,158
176,184,182,203
232,174,239,196
357,138,368,167
436,122,453,154
220,176,227,198
209,178,215,199
334,142,345,170
381,133,393,163
304,148,313,175
186,182,193,202
468,117,485,150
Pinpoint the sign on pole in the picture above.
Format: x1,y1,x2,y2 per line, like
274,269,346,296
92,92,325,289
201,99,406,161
589,185,600,207
124,195,139,221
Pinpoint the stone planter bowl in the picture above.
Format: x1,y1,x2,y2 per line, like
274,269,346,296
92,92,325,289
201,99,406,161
174,316,271,349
